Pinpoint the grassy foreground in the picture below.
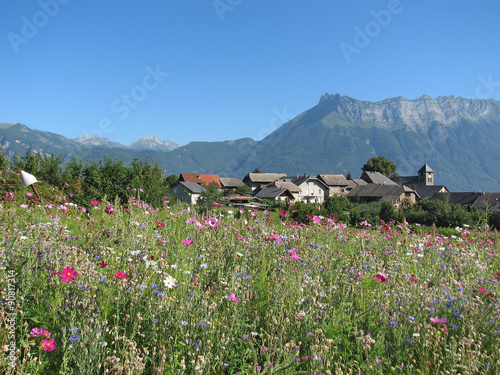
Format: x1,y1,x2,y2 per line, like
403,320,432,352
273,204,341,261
1,193,499,374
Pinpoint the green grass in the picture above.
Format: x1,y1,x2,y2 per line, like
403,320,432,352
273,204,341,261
0,195,499,374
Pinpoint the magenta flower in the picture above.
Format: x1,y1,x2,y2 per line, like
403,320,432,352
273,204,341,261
30,328,47,337
228,292,240,302
114,271,129,280
40,338,57,352
430,317,448,324
375,273,388,282
182,239,194,246
91,200,100,206
279,210,287,217
105,205,115,214
312,215,321,223
61,267,77,283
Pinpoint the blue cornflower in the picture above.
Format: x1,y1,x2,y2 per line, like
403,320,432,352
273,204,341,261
69,334,80,343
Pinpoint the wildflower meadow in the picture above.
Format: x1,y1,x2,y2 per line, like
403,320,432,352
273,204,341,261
1,189,499,374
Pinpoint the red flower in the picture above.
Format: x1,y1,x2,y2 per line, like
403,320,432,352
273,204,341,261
155,221,164,227
114,271,129,280
375,273,388,282
99,262,108,268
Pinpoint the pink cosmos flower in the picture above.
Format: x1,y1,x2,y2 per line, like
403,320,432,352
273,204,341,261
205,217,218,228
354,271,363,280
40,338,57,352
182,239,194,246
30,328,48,337
105,206,115,214
430,317,448,324
114,271,129,280
61,267,77,282
375,273,388,282
279,210,287,217
312,215,321,223
493,274,500,279
228,292,240,302
91,200,100,206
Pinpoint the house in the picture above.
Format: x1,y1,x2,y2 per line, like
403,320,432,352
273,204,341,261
346,178,368,192
347,184,418,207
317,174,349,197
254,186,295,202
390,164,449,200
220,195,266,209
413,185,449,200
433,192,500,211
170,181,206,205
361,171,398,185
179,173,221,187
243,173,287,192
265,180,301,201
290,174,329,204
219,177,246,194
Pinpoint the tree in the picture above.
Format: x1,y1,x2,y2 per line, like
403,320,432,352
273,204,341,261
252,168,262,173
0,147,9,168
379,201,398,222
196,182,222,213
165,174,179,189
361,156,398,178
346,172,353,180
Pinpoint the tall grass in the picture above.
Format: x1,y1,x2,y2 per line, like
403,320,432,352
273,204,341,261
0,194,499,374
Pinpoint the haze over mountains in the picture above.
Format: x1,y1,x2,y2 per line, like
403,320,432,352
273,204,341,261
1,93,500,192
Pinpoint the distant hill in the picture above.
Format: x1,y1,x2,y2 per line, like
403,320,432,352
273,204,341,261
1,93,500,191
0,122,255,176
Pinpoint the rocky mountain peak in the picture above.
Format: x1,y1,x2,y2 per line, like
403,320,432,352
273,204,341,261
317,93,500,131
130,135,179,151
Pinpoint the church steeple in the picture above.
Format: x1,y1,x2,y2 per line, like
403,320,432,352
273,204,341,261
418,164,434,186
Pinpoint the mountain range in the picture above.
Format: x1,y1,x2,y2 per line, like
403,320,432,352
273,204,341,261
1,93,500,192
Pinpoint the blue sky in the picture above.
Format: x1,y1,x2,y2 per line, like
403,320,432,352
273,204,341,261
1,1,500,146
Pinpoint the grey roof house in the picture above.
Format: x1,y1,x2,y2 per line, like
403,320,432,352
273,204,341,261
170,181,206,205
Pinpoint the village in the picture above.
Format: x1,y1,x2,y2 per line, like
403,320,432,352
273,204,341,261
170,164,500,213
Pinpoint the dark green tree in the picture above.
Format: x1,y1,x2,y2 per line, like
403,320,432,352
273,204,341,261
196,182,222,213
323,195,351,222
379,201,398,222
252,168,262,173
346,172,353,180
165,174,179,189
0,147,9,168
361,156,398,178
